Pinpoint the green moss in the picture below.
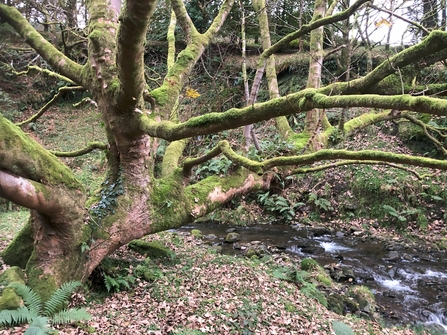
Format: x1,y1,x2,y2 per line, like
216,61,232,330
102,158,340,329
0,114,82,189
289,132,311,151
149,86,169,106
1,220,34,268
191,229,203,239
300,258,319,271
0,287,22,310
26,268,57,303
0,267,26,310
316,273,332,287
128,240,175,259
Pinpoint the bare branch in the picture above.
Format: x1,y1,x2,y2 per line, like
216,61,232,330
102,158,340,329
16,86,85,126
369,3,430,35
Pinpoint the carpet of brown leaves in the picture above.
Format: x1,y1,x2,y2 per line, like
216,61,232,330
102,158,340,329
6,232,418,335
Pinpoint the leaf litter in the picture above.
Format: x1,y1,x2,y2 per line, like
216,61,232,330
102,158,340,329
15,232,422,335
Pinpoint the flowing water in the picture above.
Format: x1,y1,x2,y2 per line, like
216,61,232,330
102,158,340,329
178,222,447,331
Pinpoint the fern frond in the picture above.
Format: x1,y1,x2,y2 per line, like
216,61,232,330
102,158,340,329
43,281,81,317
24,317,50,335
0,306,37,326
104,276,117,292
9,283,42,315
51,308,91,325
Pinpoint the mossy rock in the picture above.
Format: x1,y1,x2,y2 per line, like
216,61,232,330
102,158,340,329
0,266,26,311
326,292,358,315
128,240,175,259
300,257,319,271
191,229,203,239
348,286,375,314
225,232,241,243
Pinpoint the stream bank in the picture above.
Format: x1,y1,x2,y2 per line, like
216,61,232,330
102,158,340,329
179,221,447,333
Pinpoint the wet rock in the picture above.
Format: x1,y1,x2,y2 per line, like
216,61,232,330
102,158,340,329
225,228,237,233
325,264,356,283
326,293,358,315
203,234,217,240
310,227,331,237
335,231,345,238
384,250,400,262
210,245,222,254
245,248,258,258
225,232,241,243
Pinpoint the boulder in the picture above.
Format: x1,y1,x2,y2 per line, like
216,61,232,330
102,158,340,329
225,232,241,243
128,240,175,259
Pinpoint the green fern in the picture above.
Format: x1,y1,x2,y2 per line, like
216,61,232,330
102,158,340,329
0,281,90,334
0,306,37,325
51,308,91,325
332,320,355,335
25,317,50,335
43,281,82,316
8,283,42,315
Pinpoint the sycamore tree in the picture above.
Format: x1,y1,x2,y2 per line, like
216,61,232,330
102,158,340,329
1,0,447,298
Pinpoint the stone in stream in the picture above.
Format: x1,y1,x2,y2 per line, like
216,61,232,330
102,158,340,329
383,250,400,262
225,232,241,243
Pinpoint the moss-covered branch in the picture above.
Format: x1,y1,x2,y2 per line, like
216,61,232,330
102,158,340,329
202,0,235,40
116,0,157,111
0,115,82,189
161,139,188,177
323,30,447,95
13,65,77,85
259,0,369,63
16,86,85,126
261,149,447,171
184,140,447,178
49,142,108,157
0,5,83,84
140,91,447,141
343,110,401,136
171,0,199,40
291,160,432,179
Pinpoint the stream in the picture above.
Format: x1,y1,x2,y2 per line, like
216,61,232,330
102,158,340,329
178,222,447,332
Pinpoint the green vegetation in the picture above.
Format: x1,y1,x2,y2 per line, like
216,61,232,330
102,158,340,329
0,281,90,334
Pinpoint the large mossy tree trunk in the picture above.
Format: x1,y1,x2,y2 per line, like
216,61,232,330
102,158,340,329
0,0,246,299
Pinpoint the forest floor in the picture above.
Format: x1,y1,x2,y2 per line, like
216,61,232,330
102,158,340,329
0,213,422,335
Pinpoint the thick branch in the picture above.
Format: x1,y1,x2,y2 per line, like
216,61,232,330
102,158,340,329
0,5,83,84
140,91,447,141
117,0,157,110
0,170,71,215
0,115,82,189
324,30,447,95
